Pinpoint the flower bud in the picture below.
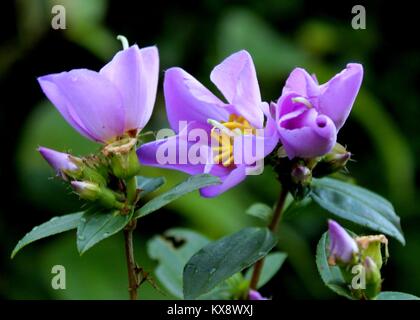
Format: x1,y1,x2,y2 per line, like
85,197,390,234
102,137,141,179
312,143,351,178
363,256,382,299
248,289,268,300
71,181,101,201
38,147,82,180
71,181,124,210
328,220,359,266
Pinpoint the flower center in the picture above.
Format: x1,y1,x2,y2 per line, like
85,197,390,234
208,114,256,167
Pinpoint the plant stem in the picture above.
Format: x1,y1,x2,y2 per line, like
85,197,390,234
249,187,288,291
126,176,138,204
124,219,139,300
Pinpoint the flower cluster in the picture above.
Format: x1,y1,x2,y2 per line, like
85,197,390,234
32,39,374,300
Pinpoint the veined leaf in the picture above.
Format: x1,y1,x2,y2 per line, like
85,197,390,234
11,212,83,258
77,209,130,254
311,178,405,244
183,227,278,299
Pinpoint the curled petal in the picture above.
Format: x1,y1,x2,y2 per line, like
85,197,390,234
164,68,229,132
38,69,125,143
318,63,363,130
278,108,337,159
100,45,159,131
210,50,264,128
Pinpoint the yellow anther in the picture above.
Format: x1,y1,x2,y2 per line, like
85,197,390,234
209,114,256,167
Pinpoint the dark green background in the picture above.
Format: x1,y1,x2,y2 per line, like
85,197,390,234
0,0,419,299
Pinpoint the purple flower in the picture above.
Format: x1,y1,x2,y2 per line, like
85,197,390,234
248,289,268,300
137,51,279,197
38,146,80,179
274,64,363,159
38,45,159,143
328,220,359,265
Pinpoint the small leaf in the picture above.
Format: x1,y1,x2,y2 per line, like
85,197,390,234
375,291,420,300
183,227,278,299
77,210,130,254
134,174,220,219
147,228,210,299
246,203,273,222
11,212,83,258
311,178,405,244
136,176,165,199
316,232,353,299
245,252,287,289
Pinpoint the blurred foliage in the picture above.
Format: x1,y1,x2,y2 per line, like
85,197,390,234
0,0,419,299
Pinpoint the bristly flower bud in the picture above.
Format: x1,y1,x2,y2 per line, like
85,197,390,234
71,181,125,210
38,147,82,180
102,137,141,179
312,143,351,178
328,220,359,266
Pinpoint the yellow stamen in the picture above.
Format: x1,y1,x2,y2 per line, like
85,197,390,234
209,114,257,167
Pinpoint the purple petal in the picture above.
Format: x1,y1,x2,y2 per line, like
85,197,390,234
249,290,268,300
38,146,78,177
199,165,247,197
38,69,125,143
328,220,359,263
210,50,264,128
100,45,159,132
164,67,229,132
232,116,279,165
318,63,363,130
278,108,337,159
137,123,212,175
282,67,320,101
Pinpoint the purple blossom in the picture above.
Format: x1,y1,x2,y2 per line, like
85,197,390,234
248,289,268,300
328,220,359,265
38,146,79,179
137,50,279,197
38,45,159,143
274,64,363,159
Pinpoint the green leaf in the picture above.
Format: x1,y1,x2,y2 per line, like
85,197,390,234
183,227,278,299
134,174,220,219
147,228,210,299
136,176,166,199
11,212,83,258
77,210,130,254
375,291,420,300
316,232,353,299
245,252,287,289
246,203,273,222
311,178,405,244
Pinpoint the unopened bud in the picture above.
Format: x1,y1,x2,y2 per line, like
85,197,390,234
313,143,351,178
364,256,382,299
38,147,82,180
71,181,124,210
328,220,359,266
